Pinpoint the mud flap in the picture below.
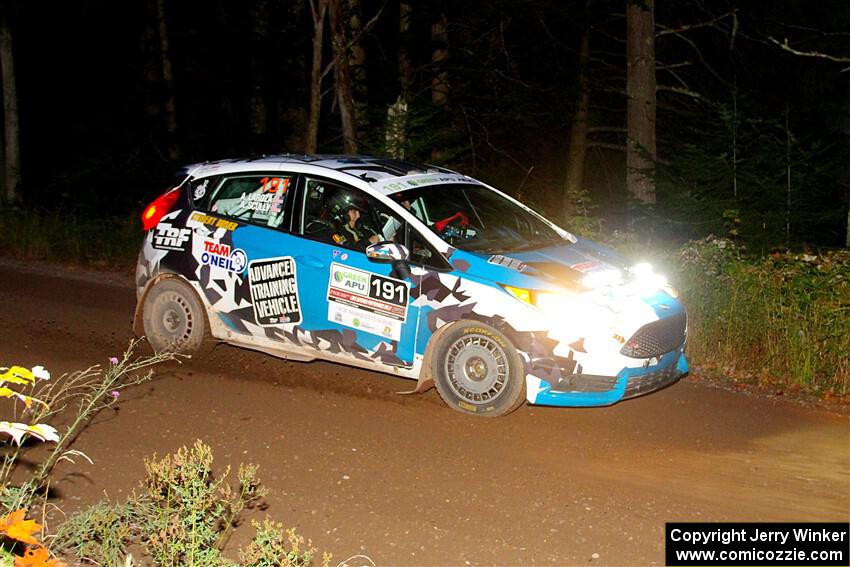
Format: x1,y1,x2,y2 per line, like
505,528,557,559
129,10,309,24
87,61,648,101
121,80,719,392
397,374,434,395
397,320,455,395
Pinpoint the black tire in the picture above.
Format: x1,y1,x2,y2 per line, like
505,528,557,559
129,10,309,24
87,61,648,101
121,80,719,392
142,278,206,353
431,320,526,417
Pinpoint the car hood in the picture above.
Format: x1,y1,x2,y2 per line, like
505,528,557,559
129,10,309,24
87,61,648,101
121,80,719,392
462,237,626,290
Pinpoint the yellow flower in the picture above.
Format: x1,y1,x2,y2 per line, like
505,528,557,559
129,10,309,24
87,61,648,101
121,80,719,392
0,366,50,386
0,387,47,409
0,366,36,386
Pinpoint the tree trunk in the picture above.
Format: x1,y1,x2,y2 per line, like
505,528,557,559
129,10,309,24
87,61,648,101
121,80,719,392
329,0,358,153
141,0,162,121
248,0,269,151
0,6,21,205
385,95,408,159
398,0,413,92
346,0,368,140
306,0,328,153
430,12,449,107
156,0,180,160
430,11,449,161
214,0,236,154
347,0,366,85
626,0,656,204
564,24,591,220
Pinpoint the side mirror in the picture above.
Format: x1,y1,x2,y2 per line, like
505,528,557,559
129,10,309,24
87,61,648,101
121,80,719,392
366,241,409,263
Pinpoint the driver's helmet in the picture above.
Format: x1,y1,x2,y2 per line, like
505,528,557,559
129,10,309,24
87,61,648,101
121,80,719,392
330,193,368,223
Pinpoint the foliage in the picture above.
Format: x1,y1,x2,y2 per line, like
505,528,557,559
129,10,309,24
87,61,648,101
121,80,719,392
142,441,267,566
0,208,141,268
0,343,175,566
239,519,329,567
0,341,176,515
55,441,324,567
675,237,850,396
50,499,144,566
656,99,848,250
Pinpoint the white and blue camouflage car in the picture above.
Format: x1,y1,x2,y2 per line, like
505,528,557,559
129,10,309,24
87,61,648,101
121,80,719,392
134,155,688,417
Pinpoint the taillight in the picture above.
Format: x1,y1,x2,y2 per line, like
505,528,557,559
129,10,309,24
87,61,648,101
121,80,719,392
141,187,181,231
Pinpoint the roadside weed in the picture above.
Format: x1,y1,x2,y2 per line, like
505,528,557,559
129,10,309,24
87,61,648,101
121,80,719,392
0,341,176,565
677,237,850,396
0,341,177,514
56,441,325,566
240,518,329,567
0,209,140,268
143,440,267,566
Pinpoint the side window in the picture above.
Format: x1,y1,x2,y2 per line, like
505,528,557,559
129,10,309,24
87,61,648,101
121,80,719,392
205,174,293,229
188,176,220,208
301,177,405,252
407,226,450,271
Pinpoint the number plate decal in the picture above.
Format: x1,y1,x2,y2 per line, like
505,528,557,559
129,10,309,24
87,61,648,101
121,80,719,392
327,263,410,341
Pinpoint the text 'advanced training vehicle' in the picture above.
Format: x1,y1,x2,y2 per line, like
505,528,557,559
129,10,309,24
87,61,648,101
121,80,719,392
134,155,688,417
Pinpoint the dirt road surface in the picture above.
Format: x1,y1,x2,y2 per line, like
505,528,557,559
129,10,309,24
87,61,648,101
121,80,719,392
1,259,848,566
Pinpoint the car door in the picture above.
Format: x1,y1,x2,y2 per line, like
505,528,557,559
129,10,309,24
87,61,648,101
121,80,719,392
188,171,306,336
292,175,421,368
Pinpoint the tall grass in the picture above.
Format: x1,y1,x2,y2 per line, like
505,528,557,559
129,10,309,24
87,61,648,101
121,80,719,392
676,237,850,396
0,208,141,267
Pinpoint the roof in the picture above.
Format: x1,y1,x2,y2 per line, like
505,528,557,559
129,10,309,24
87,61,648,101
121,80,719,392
182,154,477,192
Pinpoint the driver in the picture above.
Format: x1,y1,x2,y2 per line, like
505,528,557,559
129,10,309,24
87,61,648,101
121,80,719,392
334,202,381,249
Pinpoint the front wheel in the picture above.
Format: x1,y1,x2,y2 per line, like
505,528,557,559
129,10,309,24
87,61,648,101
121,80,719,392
142,278,206,353
432,320,526,417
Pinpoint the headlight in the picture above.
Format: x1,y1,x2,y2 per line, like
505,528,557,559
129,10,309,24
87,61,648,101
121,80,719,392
629,262,671,295
581,268,622,289
501,285,616,340
535,292,577,314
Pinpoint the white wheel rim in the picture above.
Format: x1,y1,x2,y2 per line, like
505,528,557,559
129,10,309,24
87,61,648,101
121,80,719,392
444,333,509,403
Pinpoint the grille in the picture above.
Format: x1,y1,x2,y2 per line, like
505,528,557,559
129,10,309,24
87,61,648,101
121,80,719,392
550,374,619,393
623,364,681,399
620,312,686,358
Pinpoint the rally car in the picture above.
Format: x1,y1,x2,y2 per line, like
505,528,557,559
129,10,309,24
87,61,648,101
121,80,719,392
134,155,688,417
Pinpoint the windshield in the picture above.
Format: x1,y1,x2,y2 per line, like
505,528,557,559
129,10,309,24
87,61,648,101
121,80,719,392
395,183,563,253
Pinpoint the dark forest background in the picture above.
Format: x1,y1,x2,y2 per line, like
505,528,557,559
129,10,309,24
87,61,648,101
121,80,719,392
2,0,849,251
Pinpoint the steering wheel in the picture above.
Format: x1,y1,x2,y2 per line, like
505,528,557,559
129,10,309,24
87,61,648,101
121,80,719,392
305,218,335,234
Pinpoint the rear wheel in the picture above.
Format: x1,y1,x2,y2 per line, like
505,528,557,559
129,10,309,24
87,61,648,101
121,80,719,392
142,278,206,353
432,320,526,417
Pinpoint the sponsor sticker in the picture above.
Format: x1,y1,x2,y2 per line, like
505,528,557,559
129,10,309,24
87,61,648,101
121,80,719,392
487,254,527,272
327,263,409,341
191,212,238,231
378,174,478,194
152,224,191,251
239,177,289,213
570,261,602,272
248,257,301,326
193,179,209,200
200,239,247,273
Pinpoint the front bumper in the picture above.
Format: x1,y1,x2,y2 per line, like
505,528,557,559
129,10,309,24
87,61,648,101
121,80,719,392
527,348,688,407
